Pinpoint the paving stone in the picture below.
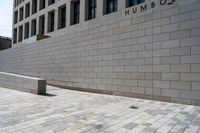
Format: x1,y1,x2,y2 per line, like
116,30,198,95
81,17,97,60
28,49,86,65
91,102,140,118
0,85,200,133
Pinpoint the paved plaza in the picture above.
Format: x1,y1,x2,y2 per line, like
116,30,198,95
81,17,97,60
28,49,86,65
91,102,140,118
0,86,200,133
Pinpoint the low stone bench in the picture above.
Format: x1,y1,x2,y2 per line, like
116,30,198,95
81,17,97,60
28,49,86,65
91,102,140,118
0,72,46,94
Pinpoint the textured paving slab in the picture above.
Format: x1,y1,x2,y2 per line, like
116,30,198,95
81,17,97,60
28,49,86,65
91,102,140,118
0,86,200,133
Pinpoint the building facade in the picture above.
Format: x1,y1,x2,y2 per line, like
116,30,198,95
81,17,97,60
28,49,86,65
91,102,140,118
0,36,11,51
1,0,199,105
13,0,148,44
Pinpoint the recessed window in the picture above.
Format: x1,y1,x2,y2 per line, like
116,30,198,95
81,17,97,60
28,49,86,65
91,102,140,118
105,0,118,14
32,0,37,14
58,5,66,29
25,3,30,18
39,15,45,34
31,19,37,36
19,7,24,21
128,0,145,7
86,0,96,20
14,11,18,24
24,22,29,39
13,28,17,43
48,10,55,32
40,0,46,10
48,0,55,6
71,0,80,25
18,25,23,42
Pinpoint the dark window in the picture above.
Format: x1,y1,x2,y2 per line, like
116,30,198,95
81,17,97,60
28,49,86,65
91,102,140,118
128,0,145,7
88,0,96,20
25,3,30,18
14,11,18,24
39,15,45,34
24,22,29,39
106,0,118,14
40,0,46,10
32,0,37,14
48,0,55,5
19,7,24,21
13,28,17,43
48,11,55,32
58,5,66,29
18,25,23,42
31,19,37,36
71,1,80,25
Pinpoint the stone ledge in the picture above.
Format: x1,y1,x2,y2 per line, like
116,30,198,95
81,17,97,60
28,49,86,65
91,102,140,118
0,72,46,95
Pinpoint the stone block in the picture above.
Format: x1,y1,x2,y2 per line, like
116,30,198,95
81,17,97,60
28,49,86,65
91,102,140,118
131,73,145,80
181,55,200,63
191,64,200,72
162,56,180,64
153,80,170,88
162,73,180,81
162,89,181,97
171,64,190,72
171,81,191,90
171,47,190,56
0,72,46,95
181,73,200,81
192,82,200,91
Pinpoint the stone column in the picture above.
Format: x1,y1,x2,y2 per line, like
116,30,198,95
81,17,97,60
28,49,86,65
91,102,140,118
118,0,126,10
97,0,103,16
80,0,86,22
66,0,71,26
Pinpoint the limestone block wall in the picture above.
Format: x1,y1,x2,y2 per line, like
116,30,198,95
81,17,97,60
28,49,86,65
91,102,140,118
0,0,200,105
0,72,46,94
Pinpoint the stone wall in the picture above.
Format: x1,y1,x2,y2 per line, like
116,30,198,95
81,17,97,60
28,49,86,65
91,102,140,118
1,0,200,105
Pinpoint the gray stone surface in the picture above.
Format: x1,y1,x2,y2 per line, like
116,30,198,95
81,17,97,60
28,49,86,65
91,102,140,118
0,72,46,94
0,0,200,105
0,85,200,133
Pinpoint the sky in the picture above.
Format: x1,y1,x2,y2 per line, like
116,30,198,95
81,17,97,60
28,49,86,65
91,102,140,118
0,0,13,37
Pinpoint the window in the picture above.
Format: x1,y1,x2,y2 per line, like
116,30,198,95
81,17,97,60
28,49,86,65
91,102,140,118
32,0,37,14
18,25,23,42
13,28,17,43
48,10,55,32
58,5,66,29
24,22,29,39
19,7,24,21
106,0,118,14
128,0,145,7
87,0,96,20
31,19,37,36
39,15,45,34
14,11,18,24
71,0,80,25
25,3,30,18
48,0,55,5
40,0,45,10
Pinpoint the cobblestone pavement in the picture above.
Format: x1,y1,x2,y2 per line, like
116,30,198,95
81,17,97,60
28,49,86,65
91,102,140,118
0,86,200,133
